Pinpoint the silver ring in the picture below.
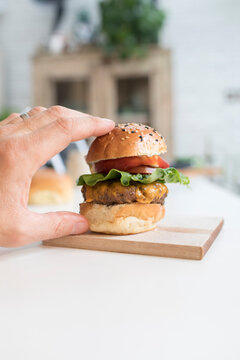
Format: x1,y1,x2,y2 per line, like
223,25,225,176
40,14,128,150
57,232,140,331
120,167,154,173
20,112,30,120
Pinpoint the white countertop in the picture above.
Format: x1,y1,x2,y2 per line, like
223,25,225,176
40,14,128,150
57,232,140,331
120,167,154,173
0,178,240,360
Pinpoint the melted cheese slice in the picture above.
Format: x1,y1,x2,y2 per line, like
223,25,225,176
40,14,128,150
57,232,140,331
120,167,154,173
84,181,168,204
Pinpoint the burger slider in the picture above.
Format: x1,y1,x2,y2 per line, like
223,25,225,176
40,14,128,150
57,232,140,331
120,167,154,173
77,123,189,235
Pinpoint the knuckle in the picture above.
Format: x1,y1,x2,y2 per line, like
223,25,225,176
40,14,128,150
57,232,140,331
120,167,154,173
54,221,65,237
54,214,69,237
92,116,102,126
55,117,73,137
10,113,19,119
49,105,65,117
31,106,45,113
88,115,103,127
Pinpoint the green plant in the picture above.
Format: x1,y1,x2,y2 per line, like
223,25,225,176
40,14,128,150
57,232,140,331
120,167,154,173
0,108,16,121
99,0,165,59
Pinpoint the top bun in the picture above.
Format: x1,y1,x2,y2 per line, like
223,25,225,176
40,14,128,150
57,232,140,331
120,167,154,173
86,123,167,163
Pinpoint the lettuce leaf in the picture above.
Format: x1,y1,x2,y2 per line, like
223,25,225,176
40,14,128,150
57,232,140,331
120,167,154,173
77,168,190,187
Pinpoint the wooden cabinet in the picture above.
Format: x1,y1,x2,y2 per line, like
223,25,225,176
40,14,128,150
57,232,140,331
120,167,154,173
33,47,172,158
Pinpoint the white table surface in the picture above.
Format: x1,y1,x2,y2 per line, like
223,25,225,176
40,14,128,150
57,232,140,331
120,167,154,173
0,178,240,360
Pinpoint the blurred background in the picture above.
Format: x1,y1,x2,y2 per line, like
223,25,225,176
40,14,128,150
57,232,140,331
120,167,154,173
0,0,240,201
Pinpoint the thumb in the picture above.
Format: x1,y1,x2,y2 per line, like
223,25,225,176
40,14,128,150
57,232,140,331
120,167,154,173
25,211,89,243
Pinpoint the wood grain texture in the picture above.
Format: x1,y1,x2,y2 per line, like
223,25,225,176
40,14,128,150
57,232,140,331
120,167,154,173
43,216,224,260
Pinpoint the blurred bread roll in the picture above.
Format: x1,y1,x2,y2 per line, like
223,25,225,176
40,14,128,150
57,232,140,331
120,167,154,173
28,168,74,205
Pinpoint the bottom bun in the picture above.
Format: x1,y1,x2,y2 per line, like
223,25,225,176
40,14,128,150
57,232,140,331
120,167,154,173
80,202,165,235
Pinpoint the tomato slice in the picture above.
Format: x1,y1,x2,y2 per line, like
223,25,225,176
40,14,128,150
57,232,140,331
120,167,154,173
126,166,157,174
94,155,169,173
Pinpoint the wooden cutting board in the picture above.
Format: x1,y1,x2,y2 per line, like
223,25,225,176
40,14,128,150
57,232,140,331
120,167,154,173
43,216,224,260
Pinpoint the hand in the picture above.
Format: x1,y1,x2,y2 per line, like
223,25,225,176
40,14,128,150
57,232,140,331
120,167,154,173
0,106,115,247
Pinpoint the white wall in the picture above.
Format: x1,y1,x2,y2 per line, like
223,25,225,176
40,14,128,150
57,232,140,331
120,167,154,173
161,0,240,157
0,0,98,110
0,0,55,110
0,0,239,157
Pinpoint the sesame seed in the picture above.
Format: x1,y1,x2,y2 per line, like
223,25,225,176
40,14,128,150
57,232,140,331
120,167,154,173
126,136,130,139
131,131,135,133
124,124,128,127
122,129,126,131
121,138,125,140
155,139,159,142
149,133,153,136
153,129,156,133
161,135,163,139
139,135,143,142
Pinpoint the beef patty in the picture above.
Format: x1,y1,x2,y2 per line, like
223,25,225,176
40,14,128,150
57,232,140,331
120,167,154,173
82,180,168,205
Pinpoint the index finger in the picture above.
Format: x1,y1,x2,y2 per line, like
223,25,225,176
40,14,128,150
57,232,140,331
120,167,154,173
24,114,115,172
0,113,20,126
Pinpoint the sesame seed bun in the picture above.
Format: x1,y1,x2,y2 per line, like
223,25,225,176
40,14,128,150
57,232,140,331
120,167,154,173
80,202,165,235
86,123,167,164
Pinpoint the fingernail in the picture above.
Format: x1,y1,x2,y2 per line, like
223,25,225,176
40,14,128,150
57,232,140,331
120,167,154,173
71,221,88,235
